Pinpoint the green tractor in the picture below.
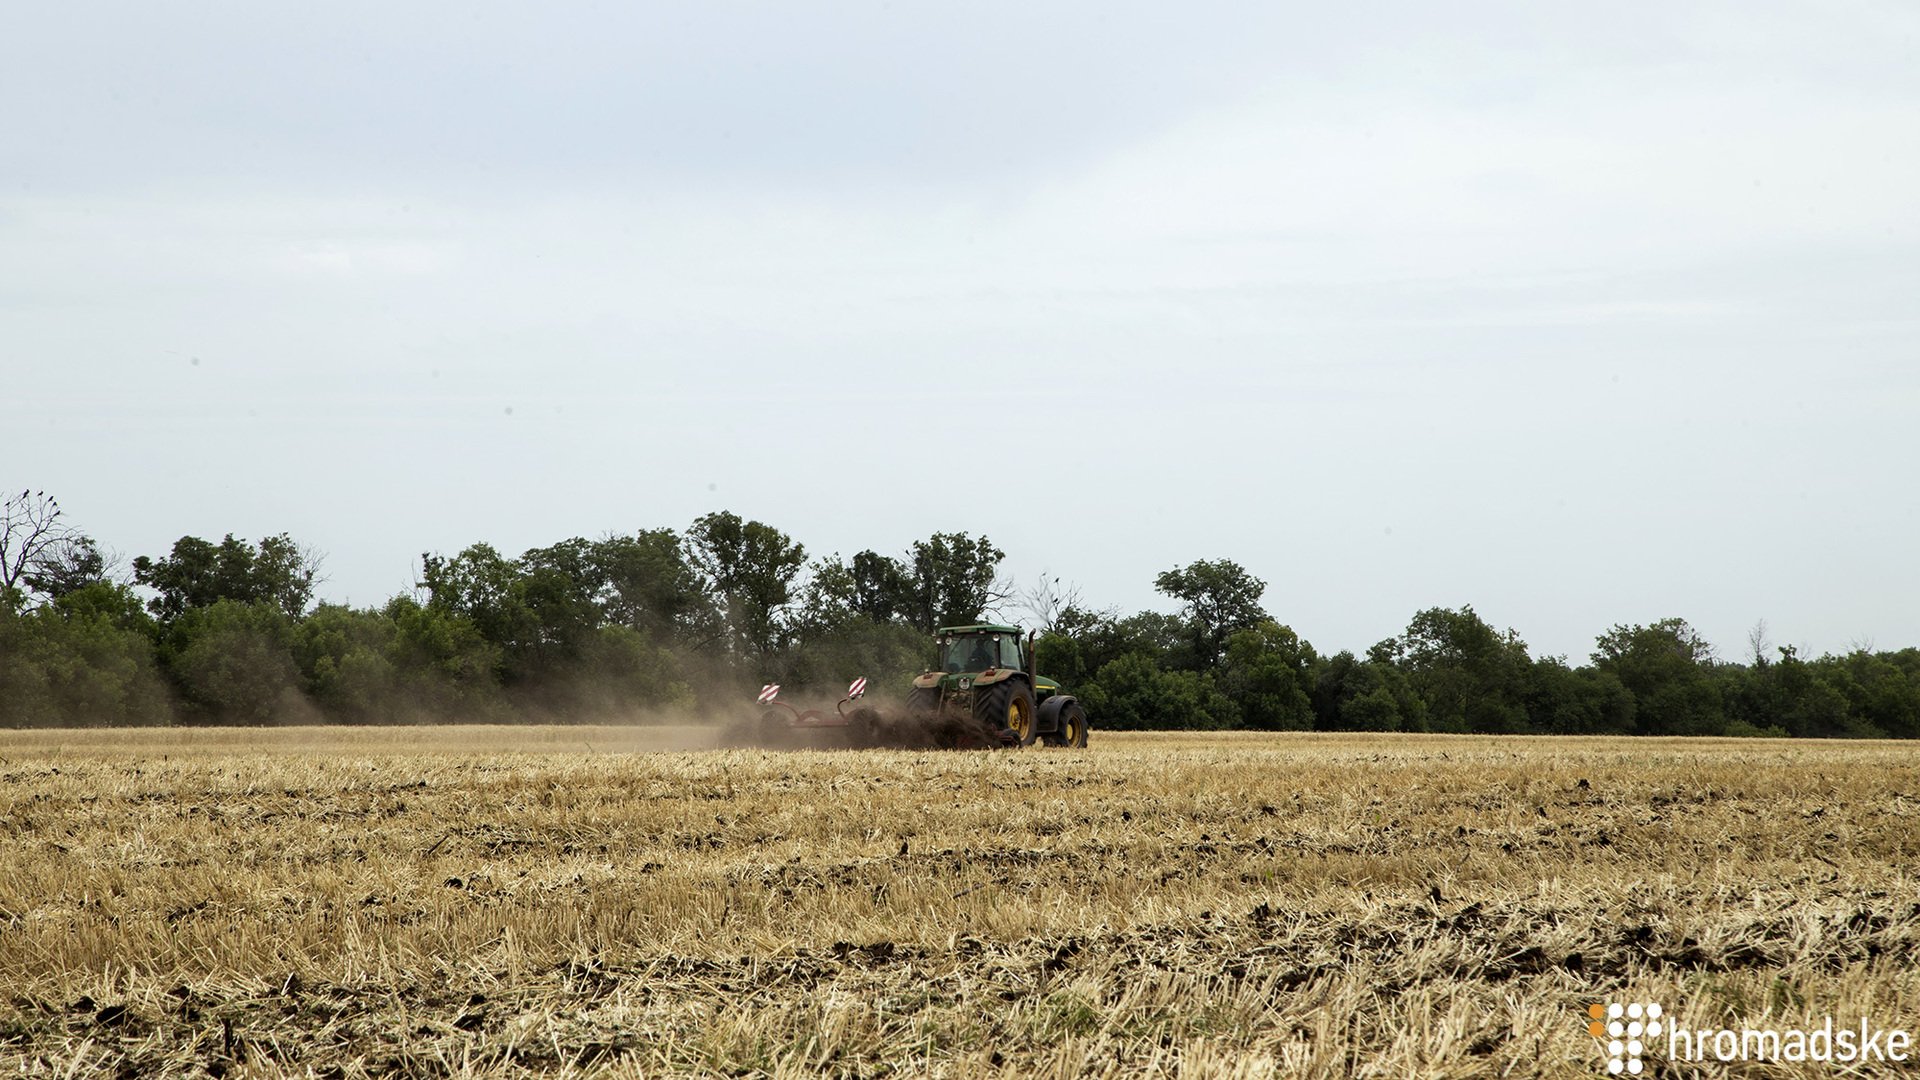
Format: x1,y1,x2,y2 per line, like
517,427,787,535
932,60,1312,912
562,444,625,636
906,623,1090,748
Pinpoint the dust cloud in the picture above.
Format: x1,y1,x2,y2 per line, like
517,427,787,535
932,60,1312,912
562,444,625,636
715,702,1009,751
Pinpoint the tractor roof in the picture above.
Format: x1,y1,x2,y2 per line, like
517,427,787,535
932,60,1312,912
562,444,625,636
937,623,1021,636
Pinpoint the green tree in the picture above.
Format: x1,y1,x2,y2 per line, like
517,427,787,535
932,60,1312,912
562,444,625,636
1033,625,1094,692
415,537,698,711
1079,652,1239,730
1525,657,1636,734
1217,620,1317,730
1153,559,1268,669
421,541,616,685
848,550,913,624
0,583,171,727
1746,647,1877,738
514,560,602,675
54,580,155,636
793,556,861,636
383,595,506,719
591,530,714,642
294,604,401,722
1382,606,1532,733
1312,650,1426,732
419,543,540,657
564,624,693,714
903,533,1006,632
1037,607,1186,689
686,512,809,659
1830,648,1920,738
1591,618,1726,735
779,611,929,697
798,534,1005,635
133,533,319,622
164,600,303,723
518,533,712,645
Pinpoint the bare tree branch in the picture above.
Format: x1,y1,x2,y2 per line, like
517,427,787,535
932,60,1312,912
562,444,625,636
297,539,331,592
1016,572,1085,636
979,571,1019,625
0,489,81,595
1747,619,1772,666
23,535,118,598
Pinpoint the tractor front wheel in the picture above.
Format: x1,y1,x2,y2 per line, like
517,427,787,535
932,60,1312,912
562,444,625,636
976,679,1037,746
1042,701,1090,748
1060,701,1089,748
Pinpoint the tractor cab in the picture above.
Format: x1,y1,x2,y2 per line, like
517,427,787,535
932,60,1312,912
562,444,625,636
938,627,1025,675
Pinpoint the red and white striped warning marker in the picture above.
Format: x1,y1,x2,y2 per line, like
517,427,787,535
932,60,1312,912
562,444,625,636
756,684,780,704
847,676,868,699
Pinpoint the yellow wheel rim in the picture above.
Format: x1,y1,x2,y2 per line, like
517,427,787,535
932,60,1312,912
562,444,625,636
1065,715,1080,744
1008,697,1032,739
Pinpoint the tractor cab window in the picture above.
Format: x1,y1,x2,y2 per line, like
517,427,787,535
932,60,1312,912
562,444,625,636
999,635,1024,670
942,635,1000,673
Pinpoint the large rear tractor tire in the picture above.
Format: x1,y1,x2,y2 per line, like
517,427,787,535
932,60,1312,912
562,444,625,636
976,679,1038,747
906,686,939,717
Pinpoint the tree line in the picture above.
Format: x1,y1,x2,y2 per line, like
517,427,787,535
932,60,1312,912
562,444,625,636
2,489,1915,736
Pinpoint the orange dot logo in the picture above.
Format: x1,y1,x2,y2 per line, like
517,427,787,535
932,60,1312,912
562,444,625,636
1587,1001,1663,1074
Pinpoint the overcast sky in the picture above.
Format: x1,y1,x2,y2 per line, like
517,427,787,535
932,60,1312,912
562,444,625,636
6,1,1917,662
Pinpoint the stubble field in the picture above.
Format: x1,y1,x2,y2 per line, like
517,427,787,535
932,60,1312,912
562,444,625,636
1,727,1917,1078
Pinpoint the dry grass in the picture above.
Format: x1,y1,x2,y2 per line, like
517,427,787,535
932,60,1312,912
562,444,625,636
1,727,1917,1078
